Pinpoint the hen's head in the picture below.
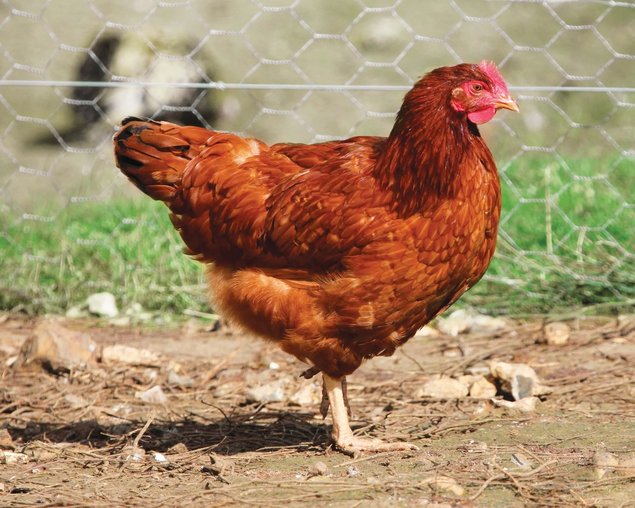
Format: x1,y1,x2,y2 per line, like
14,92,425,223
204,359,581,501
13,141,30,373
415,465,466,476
445,60,519,124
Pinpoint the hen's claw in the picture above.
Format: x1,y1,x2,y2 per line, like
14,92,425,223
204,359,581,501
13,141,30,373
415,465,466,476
333,436,418,456
323,373,416,456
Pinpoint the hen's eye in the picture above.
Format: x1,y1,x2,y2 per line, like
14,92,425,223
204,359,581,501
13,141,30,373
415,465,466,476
471,83,483,93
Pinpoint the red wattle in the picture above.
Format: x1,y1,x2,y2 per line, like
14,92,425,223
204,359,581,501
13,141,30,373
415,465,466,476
468,107,496,124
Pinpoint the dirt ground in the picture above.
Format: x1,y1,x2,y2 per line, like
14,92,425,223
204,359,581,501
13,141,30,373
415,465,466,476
0,313,633,507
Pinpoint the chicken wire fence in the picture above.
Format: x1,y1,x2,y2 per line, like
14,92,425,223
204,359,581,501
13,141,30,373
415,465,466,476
0,0,633,315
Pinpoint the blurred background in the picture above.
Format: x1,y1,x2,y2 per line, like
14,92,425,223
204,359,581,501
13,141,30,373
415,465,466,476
0,0,633,317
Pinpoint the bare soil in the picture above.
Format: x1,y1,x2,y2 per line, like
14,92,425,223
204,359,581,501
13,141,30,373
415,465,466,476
0,314,634,507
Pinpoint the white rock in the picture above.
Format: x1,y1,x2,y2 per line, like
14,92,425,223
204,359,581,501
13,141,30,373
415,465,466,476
469,313,507,334
246,380,285,403
417,376,468,399
0,451,29,465
101,345,161,366
469,377,497,399
290,382,321,406
135,385,168,405
87,292,119,318
437,310,471,336
437,309,506,336
123,445,146,463
153,452,168,463
489,361,549,400
542,322,570,345
415,325,440,338
492,396,538,413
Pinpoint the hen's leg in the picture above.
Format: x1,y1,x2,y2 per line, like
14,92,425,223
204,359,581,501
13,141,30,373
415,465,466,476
323,373,418,455
319,376,351,419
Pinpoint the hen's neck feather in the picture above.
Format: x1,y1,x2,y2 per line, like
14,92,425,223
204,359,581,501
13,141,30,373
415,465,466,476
375,78,494,216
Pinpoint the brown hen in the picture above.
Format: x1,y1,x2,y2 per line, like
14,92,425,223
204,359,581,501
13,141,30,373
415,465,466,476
114,61,518,454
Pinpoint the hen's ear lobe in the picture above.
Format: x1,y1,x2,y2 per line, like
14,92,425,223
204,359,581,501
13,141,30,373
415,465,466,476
451,88,466,112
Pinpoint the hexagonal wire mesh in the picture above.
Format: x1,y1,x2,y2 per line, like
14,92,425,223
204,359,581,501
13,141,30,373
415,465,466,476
0,0,633,314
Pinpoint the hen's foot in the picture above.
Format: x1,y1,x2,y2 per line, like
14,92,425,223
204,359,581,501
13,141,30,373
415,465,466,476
333,435,418,456
323,373,418,456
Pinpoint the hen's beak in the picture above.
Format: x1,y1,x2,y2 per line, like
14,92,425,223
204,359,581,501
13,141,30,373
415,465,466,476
495,96,520,112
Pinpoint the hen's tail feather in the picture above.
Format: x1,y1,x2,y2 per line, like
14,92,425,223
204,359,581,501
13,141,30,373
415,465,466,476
113,118,211,205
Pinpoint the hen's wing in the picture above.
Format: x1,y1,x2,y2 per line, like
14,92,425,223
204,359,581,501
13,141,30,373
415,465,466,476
262,138,392,270
176,135,388,268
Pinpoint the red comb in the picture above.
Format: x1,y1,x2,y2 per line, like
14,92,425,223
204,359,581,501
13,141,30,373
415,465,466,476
478,60,509,94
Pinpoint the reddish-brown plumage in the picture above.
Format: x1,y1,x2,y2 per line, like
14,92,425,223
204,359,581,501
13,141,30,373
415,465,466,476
114,62,516,379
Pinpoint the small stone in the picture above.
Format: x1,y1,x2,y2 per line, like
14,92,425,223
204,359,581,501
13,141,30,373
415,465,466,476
14,319,98,373
87,292,119,318
415,325,440,338
122,446,145,463
167,443,188,454
101,345,161,366
346,466,360,477
437,309,506,336
246,380,285,403
417,376,468,399
421,475,464,496
308,461,328,476
542,322,570,345
492,397,538,413
437,310,471,336
268,361,280,370
593,448,619,479
442,347,462,358
0,450,29,465
153,452,168,463
289,382,321,406
135,385,168,405
143,369,159,383
469,377,497,399
511,452,533,470
489,361,549,400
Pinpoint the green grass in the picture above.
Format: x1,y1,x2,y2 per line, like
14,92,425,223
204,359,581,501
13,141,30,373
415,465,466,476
0,199,207,315
1,156,633,317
